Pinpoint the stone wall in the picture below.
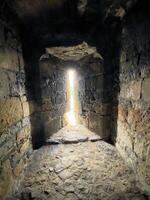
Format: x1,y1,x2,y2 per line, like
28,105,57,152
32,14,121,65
116,8,150,194
39,44,111,141
78,55,111,140
0,19,33,199
38,57,67,139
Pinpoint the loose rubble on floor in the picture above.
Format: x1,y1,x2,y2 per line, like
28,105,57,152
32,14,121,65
8,126,147,200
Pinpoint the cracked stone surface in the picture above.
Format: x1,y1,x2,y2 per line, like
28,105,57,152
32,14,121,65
45,42,102,61
46,125,101,144
8,126,147,200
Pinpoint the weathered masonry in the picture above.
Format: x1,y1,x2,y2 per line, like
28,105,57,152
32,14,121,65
0,0,149,199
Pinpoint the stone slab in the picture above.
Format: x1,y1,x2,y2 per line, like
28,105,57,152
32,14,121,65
46,125,101,144
0,97,23,133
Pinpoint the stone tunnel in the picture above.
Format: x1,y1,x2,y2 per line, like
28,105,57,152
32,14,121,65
0,0,150,199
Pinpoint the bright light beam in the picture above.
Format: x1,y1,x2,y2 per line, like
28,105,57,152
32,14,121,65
66,70,76,126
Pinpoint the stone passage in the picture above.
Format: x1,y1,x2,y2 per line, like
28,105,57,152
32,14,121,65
8,126,146,200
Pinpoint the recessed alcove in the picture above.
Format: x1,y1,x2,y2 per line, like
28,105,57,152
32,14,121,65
33,42,111,143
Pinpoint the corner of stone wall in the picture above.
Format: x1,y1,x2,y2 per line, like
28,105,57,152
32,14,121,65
79,55,112,140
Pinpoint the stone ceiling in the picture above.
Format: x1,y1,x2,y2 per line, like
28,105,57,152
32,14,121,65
43,42,102,61
0,0,140,56
5,0,138,19
8,0,65,17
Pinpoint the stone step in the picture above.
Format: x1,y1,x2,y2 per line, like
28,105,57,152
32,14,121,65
46,125,102,145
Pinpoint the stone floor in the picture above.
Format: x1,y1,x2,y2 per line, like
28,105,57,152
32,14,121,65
8,125,147,200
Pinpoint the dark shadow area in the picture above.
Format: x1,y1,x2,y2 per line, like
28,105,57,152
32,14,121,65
20,21,46,149
99,17,122,144
18,0,123,149
22,46,45,149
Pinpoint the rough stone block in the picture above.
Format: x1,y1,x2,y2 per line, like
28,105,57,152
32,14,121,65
79,116,88,128
56,80,65,91
127,107,150,133
0,121,22,148
22,116,30,127
9,72,26,97
0,160,13,200
137,162,150,193
129,80,142,100
44,117,61,138
41,99,53,112
146,146,150,165
0,47,19,71
89,61,104,73
116,141,138,171
88,112,110,139
117,122,133,150
0,69,9,98
142,78,150,102
13,159,24,177
15,71,26,96
55,93,66,104
10,121,22,135
16,125,31,144
0,139,17,162
118,104,127,123
0,131,9,147
22,101,35,117
55,104,66,117
18,52,24,69
82,103,92,112
0,69,25,98
120,50,127,63
134,134,147,160
92,102,111,115
20,140,30,154
22,102,30,117
120,80,141,100
20,96,27,102
0,98,23,133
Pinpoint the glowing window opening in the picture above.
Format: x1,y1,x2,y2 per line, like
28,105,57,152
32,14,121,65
66,70,76,126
